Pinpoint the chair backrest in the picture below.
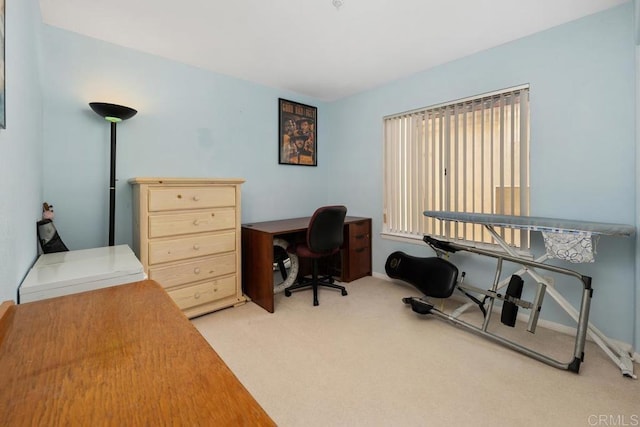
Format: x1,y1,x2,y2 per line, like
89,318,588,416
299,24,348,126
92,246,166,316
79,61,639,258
307,205,347,253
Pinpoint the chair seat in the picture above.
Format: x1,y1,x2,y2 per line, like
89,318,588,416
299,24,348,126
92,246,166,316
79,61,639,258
288,243,339,259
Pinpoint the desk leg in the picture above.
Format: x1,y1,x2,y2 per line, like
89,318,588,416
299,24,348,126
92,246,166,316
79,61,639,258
242,228,275,313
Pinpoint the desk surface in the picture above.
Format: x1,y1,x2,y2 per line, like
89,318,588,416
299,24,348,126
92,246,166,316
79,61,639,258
0,280,275,426
243,215,369,234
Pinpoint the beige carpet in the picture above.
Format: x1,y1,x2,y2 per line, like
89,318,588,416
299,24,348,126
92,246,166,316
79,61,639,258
192,276,639,427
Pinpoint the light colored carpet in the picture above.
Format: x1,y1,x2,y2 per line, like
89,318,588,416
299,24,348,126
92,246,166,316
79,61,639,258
192,276,639,427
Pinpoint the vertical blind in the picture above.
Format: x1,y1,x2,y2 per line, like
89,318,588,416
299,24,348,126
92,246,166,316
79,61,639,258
383,86,530,247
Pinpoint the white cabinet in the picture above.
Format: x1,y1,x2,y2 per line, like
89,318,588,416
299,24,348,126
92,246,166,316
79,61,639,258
19,245,146,303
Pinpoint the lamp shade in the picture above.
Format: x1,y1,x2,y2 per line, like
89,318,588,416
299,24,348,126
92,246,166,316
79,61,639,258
89,102,137,123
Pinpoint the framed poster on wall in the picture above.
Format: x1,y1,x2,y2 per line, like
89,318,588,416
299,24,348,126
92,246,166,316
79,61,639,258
278,98,317,166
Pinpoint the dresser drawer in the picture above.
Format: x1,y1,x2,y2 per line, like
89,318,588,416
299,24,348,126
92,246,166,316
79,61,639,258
167,275,237,310
148,232,236,265
149,253,236,288
148,186,236,212
149,208,236,238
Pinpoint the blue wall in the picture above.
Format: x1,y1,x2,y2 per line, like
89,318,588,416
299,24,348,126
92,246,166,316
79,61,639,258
0,0,43,302
328,4,636,343
41,26,330,250
2,1,636,348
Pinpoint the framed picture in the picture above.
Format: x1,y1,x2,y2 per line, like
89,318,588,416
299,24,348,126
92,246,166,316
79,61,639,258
0,0,5,129
278,98,317,166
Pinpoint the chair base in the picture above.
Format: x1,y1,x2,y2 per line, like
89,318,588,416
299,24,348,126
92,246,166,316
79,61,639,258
284,274,348,306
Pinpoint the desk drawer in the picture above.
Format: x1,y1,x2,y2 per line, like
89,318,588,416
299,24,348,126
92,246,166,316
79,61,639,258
149,253,236,288
148,232,235,265
346,246,371,279
149,187,236,212
167,276,237,310
348,220,370,249
149,208,236,238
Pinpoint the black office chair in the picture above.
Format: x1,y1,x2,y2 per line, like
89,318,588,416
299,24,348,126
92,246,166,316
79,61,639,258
284,205,348,306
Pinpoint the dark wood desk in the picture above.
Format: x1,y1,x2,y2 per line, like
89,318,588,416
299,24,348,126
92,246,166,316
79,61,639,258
242,216,372,313
0,280,275,426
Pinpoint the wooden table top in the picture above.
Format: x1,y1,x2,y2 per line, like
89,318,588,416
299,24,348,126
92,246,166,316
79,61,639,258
242,215,369,234
0,280,275,426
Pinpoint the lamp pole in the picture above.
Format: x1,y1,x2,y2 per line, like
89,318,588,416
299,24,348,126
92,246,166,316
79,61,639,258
109,120,117,246
89,102,138,246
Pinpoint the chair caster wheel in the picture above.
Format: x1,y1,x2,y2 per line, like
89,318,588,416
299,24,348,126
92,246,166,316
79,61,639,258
313,300,319,306
285,290,291,297
341,289,348,296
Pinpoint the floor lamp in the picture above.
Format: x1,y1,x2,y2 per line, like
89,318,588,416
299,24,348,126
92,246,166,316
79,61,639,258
89,102,137,246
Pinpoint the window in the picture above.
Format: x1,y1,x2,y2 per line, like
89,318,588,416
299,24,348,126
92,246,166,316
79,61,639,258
383,86,530,248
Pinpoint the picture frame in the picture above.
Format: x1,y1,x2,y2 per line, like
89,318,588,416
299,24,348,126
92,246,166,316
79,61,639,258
278,98,317,166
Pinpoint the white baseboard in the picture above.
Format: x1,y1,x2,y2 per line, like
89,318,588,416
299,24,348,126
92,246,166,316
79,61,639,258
516,312,636,357
374,271,638,360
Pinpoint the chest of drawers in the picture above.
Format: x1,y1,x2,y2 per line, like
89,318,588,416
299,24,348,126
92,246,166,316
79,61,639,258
129,178,246,318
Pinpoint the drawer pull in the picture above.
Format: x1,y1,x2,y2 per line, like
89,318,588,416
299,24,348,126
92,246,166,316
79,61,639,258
194,292,201,299
193,244,200,250
193,219,200,226
356,248,366,253
194,267,201,274
355,234,366,239
193,195,200,201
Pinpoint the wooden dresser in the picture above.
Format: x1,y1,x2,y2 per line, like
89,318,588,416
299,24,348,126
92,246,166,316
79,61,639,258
129,178,246,318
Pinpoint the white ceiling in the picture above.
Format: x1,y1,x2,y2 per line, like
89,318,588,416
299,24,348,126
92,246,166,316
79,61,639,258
39,0,628,101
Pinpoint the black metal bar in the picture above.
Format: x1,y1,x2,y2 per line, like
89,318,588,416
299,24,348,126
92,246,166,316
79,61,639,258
109,122,117,246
